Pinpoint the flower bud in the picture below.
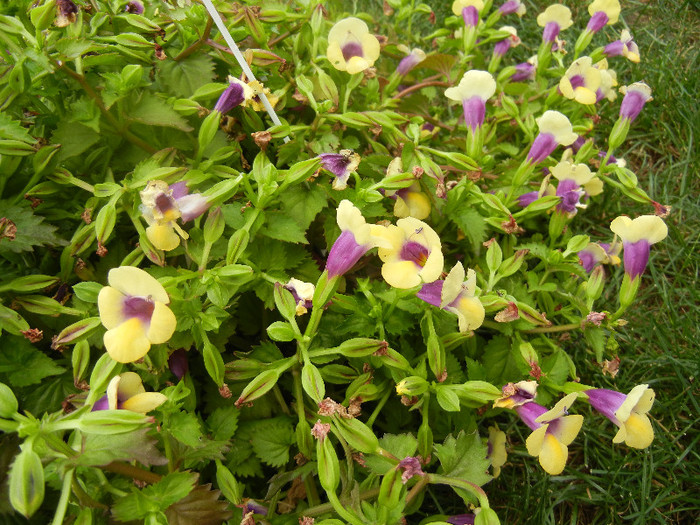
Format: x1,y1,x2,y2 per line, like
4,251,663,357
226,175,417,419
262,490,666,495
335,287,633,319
215,460,241,504
78,410,152,434
497,249,528,277
302,363,325,403
608,118,631,150
9,448,45,518
586,265,605,301
203,207,225,245
316,434,340,491
226,229,250,265
235,369,280,408
335,338,388,358
396,376,429,397
377,467,404,509
333,417,379,454
53,317,102,347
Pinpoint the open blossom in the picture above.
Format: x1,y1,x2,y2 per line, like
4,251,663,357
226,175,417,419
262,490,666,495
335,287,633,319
515,393,583,475
140,180,209,251
375,217,443,289
97,266,177,363
493,26,520,58
586,0,621,33
499,0,526,16
92,372,167,413
214,77,255,114
493,380,538,409
578,241,621,272
326,17,380,74
550,161,601,216
526,111,578,164
452,0,484,27
559,57,602,105
326,200,387,278
619,82,652,123
445,70,496,132
595,60,618,102
397,46,426,75
604,30,640,63
536,4,573,43
586,384,655,449
610,215,668,280
416,262,485,332
319,150,361,190
284,278,315,315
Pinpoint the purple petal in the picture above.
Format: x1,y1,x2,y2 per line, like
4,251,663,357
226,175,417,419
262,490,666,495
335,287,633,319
92,394,110,411
168,349,189,380
214,82,245,114
399,241,429,267
622,239,650,279
604,40,625,57
620,91,648,122
511,62,535,82
515,401,548,431
587,388,626,422
123,296,155,323
326,230,370,278
462,96,486,132
416,280,444,307
342,42,363,61
517,191,540,208
169,181,189,200
177,194,210,222
526,132,557,164
542,22,560,43
586,11,609,33
462,5,479,27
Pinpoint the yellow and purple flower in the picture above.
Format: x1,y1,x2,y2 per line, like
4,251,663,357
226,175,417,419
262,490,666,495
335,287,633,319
550,160,601,216
97,266,177,363
284,278,315,316
452,0,484,27
56,0,78,27
92,372,167,413
213,77,255,114
577,240,621,272
586,384,655,448
526,111,578,164
326,17,380,74
445,70,497,132
595,60,619,102
375,217,443,289
536,4,573,43
610,215,667,280
619,82,653,123
319,150,361,190
604,30,640,63
397,46,427,76
493,380,538,409
499,0,526,16
511,56,538,82
493,26,521,58
559,57,602,105
515,393,583,475
416,262,485,332
586,0,621,33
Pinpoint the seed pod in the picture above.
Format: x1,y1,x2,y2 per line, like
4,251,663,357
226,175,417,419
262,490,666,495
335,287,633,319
9,448,45,518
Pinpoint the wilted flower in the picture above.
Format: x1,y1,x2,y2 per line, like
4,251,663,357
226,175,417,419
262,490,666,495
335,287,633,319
140,180,209,251
619,82,653,123
326,17,380,74
445,70,497,132
213,77,255,114
610,215,667,280
487,426,507,477
97,266,176,363
586,0,621,33
577,241,621,272
326,200,387,278
416,262,485,332
493,380,538,408
604,30,640,63
550,161,601,216
92,372,167,413
125,1,144,14
536,4,573,43
499,0,526,16
56,0,78,27
493,26,521,58
376,217,443,289
397,46,427,75
526,111,578,164
397,457,425,483
319,150,361,190
284,278,315,315
559,57,601,105
515,393,583,475
586,384,655,448
452,0,484,27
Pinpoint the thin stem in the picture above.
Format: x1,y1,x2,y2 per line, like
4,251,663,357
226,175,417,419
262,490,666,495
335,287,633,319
326,491,364,525
405,474,430,506
51,469,75,525
301,488,380,518
525,322,581,334
103,461,162,484
175,16,213,61
366,387,392,428
394,80,451,99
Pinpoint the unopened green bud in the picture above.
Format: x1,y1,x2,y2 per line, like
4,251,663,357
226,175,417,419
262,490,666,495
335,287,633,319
72,340,90,383
500,95,519,119
498,249,528,277
302,363,325,403
52,317,101,347
614,167,638,188
78,410,152,434
215,460,241,504
475,507,501,525
335,338,389,358
87,353,119,404
313,271,339,309
198,111,220,154
454,381,502,405
94,203,117,245
266,321,297,342
0,275,58,294
235,369,280,408
377,467,403,509
564,235,590,258
296,419,313,457
516,302,551,326
608,118,630,150
315,428,339,491
333,417,379,454
519,343,539,366
619,273,640,308
203,207,225,245
485,240,503,273
226,229,250,265
586,265,605,301
395,376,429,397
274,283,298,323
225,358,266,381
9,448,45,518
202,340,224,386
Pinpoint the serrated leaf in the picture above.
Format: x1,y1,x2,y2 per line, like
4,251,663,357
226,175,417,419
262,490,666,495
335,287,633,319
112,472,198,521
71,428,167,468
51,121,100,160
241,418,294,467
0,336,65,387
164,483,233,525
227,440,263,478
260,212,308,244
0,113,35,143
450,208,487,251
168,411,204,448
207,406,240,441
434,431,491,487
279,184,327,231
364,434,418,475
482,336,521,384
157,54,215,98
127,93,193,131
0,203,65,256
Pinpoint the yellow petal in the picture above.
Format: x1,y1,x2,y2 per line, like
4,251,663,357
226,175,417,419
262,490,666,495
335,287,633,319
382,260,422,289
554,415,584,446
537,4,573,29
403,191,431,220
360,33,380,63
146,223,181,252
451,296,485,332
122,392,168,414
106,375,121,410
326,41,347,71
107,266,169,304
419,249,444,284
98,286,126,330
346,56,371,75
526,425,547,456
441,262,466,307
574,87,598,105
146,302,177,344
538,433,568,475
536,392,579,423
117,372,146,399
559,77,574,99
623,413,654,449
103,318,151,363
536,111,577,146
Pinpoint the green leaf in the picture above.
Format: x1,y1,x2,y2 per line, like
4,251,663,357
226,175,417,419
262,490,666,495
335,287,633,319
51,121,100,160
227,440,263,478
451,208,487,251
0,113,35,143
72,281,103,303
279,183,327,232
71,428,166,468
260,212,308,244
168,411,204,448
0,336,65,387
206,406,240,441
364,434,418,475
164,482,233,525
112,472,198,521
242,418,294,467
127,93,193,131
434,431,491,487
481,336,521,385
157,54,215,98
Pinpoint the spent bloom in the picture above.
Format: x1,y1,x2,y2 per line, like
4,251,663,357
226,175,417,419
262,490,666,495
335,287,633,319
284,278,315,316
383,158,431,220
445,70,497,132
526,111,578,164
452,0,484,27
536,4,573,43
595,60,619,102
140,180,209,251
550,161,601,216
55,0,78,27
125,1,144,14
92,372,167,413
213,77,256,114
499,0,526,16
515,393,583,475
318,150,361,190
375,217,443,289
326,200,387,278
578,241,622,272
493,26,521,58
97,266,176,363
493,380,538,409
397,46,427,75
416,262,485,332
586,0,621,33
610,215,668,280
604,30,640,63
326,17,380,74
559,57,602,105
619,82,653,123
586,384,655,449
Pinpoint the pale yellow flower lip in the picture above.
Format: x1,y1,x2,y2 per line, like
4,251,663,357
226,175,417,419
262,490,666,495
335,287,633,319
327,17,380,74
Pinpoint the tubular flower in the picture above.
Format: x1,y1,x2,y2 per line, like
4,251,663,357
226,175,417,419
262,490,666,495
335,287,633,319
511,56,537,82
595,60,618,102
375,217,443,289
397,46,427,75
499,0,526,16
586,0,621,33
604,30,640,63
140,180,209,251
550,161,600,216
213,77,256,114
445,70,497,132
326,17,380,74
487,426,508,477
319,150,361,190
416,262,485,332
92,372,167,413
97,266,177,363
577,241,621,272
452,0,484,27
493,26,521,58
284,278,315,316
391,183,431,220
559,57,602,105
536,4,573,43
619,82,652,123
586,384,655,449
610,215,668,280
326,200,388,278
526,111,578,164
493,380,538,409
515,393,583,475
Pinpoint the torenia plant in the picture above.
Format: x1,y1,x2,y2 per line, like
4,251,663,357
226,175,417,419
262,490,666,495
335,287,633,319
0,0,669,523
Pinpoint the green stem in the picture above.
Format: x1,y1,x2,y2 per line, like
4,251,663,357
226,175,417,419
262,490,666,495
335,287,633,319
0,419,19,432
525,322,580,334
51,468,75,525
175,16,213,61
366,387,392,428
326,491,364,525
428,473,489,508
301,488,380,518
103,461,162,483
